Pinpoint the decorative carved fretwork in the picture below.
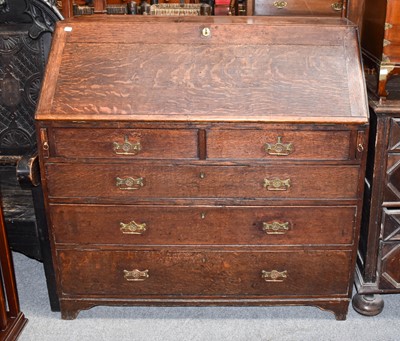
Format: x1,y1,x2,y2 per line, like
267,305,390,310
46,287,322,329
0,0,9,14
0,0,62,156
25,0,63,39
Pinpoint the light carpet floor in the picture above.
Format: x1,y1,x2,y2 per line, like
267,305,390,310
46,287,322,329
12,252,400,341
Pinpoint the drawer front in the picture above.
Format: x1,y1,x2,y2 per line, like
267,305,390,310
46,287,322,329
381,208,400,241
379,241,400,290
50,204,356,246
57,249,352,296
254,0,344,16
384,154,400,203
45,163,360,200
207,129,352,160
382,43,400,64
386,1,400,25
383,3,400,63
385,25,400,45
51,128,198,159
388,119,400,152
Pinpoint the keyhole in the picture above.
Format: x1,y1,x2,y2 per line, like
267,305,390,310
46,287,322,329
202,27,211,37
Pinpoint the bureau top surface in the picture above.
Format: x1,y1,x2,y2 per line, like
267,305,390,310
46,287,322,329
36,16,368,124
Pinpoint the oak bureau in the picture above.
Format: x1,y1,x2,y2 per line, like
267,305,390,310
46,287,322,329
36,16,369,320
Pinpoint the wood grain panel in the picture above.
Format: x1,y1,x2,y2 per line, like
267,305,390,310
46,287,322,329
44,163,361,200
207,129,352,160
51,128,198,159
57,249,352,296
52,43,350,120
386,0,400,25
50,204,356,246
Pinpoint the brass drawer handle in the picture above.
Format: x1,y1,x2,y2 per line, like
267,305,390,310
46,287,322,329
116,176,144,190
261,270,288,282
113,135,142,155
262,221,290,235
273,1,287,8
120,221,147,234
264,178,291,191
331,2,343,11
264,136,293,156
124,269,149,281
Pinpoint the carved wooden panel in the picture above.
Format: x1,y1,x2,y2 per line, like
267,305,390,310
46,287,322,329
384,154,400,202
380,242,400,289
381,208,400,241
0,27,43,156
0,0,62,157
388,118,400,151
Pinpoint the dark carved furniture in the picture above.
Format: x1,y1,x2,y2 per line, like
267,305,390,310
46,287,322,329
353,97,400,316
361,0,400,98
0,201,28,341
0,0,62,311
36,16,369,320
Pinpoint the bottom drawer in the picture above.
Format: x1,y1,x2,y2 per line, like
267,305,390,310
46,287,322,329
58,249,352,297
379,241,400,290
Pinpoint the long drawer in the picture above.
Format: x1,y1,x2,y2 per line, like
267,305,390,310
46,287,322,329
50,204,356,246
57,249,352,297
45,163,360,200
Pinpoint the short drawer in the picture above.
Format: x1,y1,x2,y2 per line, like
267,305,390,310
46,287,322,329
207,129,352,160
50,204,356,246
50,128,198,159
381,208,400,241
57,249,352,297
254,0,344,16
45,163,361,200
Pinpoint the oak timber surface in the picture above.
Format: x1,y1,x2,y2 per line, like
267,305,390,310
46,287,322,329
36,16,369,320
36,16,368,124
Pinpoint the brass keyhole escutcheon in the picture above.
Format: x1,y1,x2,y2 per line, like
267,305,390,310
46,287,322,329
331,2,343,11
199,172,206,179
273,1,287,9
201,27,211,37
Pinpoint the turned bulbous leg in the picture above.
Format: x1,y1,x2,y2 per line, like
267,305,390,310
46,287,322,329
352,293,384,316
